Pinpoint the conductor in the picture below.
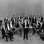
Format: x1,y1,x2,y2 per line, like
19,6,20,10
22,18,29,40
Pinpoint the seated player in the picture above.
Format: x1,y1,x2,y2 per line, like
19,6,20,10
1,26,5,39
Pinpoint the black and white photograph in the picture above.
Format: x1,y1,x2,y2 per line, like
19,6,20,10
0,0,44,44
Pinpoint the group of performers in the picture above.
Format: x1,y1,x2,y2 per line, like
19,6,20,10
1,14,44,41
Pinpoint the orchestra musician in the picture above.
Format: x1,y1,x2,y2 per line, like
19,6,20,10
4,17,8,30
11,15,15,26
36,20,41,34
5,27,8,41
5,22,13,41
1,14,44,41
32,15,36,34
32,15,36,24
10,20,14,39
1,25,5,39
39,14,43,22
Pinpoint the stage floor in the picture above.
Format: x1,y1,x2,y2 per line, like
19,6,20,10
0,32,44,44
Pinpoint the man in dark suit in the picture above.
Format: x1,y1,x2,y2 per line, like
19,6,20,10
5,28,13,41
1,26,5,39
40,23,44,41
32,15,36,34
11,15,15,26
4,17,8,30
39,14,43,22
29,15,33,26
11,18,14,26
29,14,32,22
22,18,29,40
36,14,39,21
32,15,36,23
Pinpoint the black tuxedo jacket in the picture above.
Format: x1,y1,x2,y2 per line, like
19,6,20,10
41,17,43,22
4,19,8,28
22,20,29,34
22,21,29,28
11,18,14,25
42,23,44,29
32,17,36,23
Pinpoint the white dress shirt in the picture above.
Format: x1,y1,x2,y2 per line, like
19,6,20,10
25,20,28,28
7,24,10,30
